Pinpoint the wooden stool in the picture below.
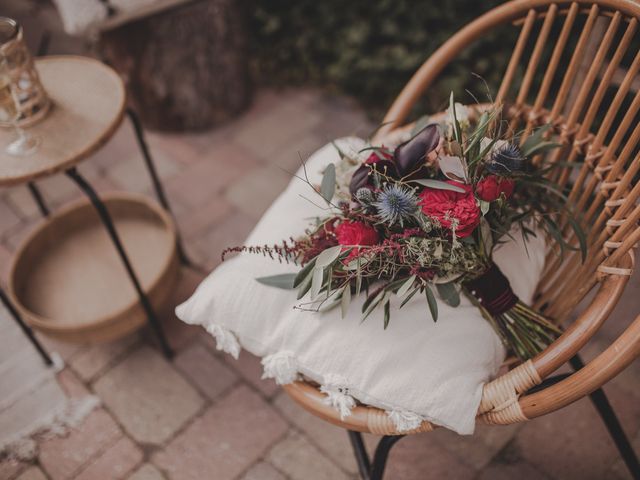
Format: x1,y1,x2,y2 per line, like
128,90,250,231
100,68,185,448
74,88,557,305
0,56,190,358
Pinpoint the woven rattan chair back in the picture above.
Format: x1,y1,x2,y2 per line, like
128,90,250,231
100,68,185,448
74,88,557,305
284,0,640,436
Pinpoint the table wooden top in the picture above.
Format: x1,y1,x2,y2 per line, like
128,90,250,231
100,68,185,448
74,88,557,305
0,55,125,187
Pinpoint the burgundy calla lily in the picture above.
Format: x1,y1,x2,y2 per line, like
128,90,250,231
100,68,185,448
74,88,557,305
393,124,440,176
349,125,440,197
349,158,397,196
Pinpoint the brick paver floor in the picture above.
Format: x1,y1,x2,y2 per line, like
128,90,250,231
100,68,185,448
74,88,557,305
0,2,638,479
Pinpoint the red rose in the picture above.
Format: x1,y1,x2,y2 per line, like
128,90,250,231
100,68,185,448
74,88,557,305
418,180,480,238
476,175,515,202
336,221,380,246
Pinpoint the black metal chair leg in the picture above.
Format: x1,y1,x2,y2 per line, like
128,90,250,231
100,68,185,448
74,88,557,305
349,431,372,480
0,287,53,366
27,182,49,217
66,167,173,359
348,431,404,480
370,435,404,480
126,108,193,268
570,355,640,479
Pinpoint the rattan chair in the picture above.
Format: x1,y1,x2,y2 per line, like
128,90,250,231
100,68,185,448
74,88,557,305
282,1,640,478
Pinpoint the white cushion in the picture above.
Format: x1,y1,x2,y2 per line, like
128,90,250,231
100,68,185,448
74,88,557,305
52,0,190,35
176,138,546,435
51,0,108,36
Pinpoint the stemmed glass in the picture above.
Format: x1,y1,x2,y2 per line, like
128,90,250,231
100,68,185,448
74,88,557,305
0,16,40,157
0,56,40,156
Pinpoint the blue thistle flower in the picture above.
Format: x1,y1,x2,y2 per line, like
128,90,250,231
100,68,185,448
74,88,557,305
373,184,418,226
488,143,530,176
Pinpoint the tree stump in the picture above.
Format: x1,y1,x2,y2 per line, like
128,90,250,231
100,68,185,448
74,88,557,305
98,0,250,132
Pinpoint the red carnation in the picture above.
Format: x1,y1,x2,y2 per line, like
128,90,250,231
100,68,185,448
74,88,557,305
418,180,480,238
476,175,515,202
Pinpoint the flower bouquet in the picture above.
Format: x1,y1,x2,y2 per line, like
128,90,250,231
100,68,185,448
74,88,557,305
226,95,586,360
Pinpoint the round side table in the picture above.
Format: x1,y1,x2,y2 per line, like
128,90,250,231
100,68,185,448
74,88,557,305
0,56,189,359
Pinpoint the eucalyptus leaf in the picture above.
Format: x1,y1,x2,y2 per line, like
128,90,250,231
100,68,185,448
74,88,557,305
449,92,462,143
345,259,359,270
383,300,391,329
310,267,325,299
320,163,336,203
566,215,588,263
399,287,419,308
397,274,417,298
256,273,297,289
409,179,466,193
480,199,490,216
362,290,386,322
524,177,569,201
296,269,314,299
386,277,410,293
341,284,351,318
344,252,363,270
293,258,316,288
355,259,363,297
436,282,460,307
438,155,468,182
464,111,490,157
316,245,343,267
425,284,438,322
521,124,552,155
319,288,343,312
522,141,561,158
542,216,566,256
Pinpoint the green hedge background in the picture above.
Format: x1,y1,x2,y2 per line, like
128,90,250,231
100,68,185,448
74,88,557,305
248,0,510,118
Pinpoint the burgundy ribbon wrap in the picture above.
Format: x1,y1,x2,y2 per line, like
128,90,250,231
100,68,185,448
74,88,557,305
463,263,518,315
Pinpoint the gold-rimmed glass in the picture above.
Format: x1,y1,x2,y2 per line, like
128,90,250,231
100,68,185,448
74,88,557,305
0,17,41,156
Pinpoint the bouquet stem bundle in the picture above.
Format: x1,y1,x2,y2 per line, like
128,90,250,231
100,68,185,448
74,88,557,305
464,262,562,359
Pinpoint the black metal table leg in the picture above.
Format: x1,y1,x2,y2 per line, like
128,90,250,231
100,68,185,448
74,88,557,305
0,287,53,366
126,108,193,268
66,167,173,359
348,431,404,480
571,355,640,479
27,182,49,217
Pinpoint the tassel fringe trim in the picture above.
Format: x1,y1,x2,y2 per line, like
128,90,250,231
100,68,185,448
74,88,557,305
205,324,241,359
198,323,432,428
320,374,356,420
261,351,299,385
387,409,425,432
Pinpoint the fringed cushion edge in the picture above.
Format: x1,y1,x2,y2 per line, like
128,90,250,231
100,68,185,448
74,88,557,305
200,322,428,433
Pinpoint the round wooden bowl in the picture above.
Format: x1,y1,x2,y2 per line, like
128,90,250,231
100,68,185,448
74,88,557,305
8,193,179,343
